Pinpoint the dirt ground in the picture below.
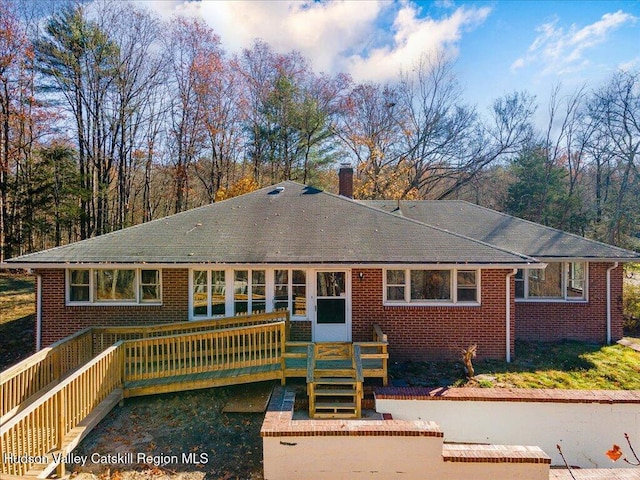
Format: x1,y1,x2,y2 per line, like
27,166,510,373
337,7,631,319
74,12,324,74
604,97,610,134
68,385,268,480
0,313,35,370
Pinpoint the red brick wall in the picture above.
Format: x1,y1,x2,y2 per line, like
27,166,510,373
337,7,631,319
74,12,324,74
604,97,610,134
290,320,312,341
351,268,516,361
36,268,189,347
515,263,624,343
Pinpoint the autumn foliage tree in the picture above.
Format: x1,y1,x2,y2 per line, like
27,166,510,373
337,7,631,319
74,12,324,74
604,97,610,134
0,0,637,260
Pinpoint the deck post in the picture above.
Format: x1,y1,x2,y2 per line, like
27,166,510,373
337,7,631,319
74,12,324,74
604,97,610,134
56,389,66,477
52,348,61,382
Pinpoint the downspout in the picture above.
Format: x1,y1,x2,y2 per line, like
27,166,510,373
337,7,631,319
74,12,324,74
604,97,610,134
506,269,518,363
606,262,619,345
36,273,42,351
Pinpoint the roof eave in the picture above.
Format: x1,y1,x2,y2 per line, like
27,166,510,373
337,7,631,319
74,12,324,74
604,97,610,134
531,256,640,263
2,260,543,270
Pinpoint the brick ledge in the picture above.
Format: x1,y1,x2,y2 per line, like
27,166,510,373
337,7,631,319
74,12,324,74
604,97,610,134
443,443,551,464
375,387,640,404
260,387,443,438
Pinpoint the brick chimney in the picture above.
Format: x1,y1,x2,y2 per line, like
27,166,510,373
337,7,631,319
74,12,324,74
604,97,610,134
338,163,353,199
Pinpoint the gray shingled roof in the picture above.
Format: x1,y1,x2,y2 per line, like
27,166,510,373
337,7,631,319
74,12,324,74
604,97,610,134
362,200,640,260
6,182,538,266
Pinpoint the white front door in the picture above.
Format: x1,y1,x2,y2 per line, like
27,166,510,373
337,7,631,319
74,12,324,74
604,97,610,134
312,270,351,342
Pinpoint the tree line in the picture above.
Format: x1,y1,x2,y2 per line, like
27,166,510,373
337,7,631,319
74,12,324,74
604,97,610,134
1,0,638,262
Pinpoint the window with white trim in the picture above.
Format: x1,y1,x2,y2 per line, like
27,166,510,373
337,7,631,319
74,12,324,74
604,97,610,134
69,269,90,302
234,269,266,314
67,268,161,304
273,269,307,317
384,268,480,305
140,269,161,302
385,270,406,301
192,270,225,318
515,262,587,301
411,270,451,300
567,262,586,298
456,270,478,302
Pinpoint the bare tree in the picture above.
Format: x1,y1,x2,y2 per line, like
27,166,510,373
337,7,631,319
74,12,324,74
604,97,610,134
164,17,222,213
95,1,165,229
586,70,640,244
397,52,535,200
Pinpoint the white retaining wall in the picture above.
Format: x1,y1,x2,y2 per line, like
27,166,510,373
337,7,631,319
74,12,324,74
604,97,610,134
375,396,640,468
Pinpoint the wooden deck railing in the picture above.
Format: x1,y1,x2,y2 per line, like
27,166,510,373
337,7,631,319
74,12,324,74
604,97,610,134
1,328,94,422
1,312,290,424
282,323,389,385
0,314,386,475
92,311,290,352
1,344,123,478
122,321,287,386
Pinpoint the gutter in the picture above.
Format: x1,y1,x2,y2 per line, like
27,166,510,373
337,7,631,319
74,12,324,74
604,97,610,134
506,269,518,363
606,262,619,345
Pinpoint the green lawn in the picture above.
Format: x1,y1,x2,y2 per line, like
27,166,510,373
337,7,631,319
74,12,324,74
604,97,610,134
0,273,35,369
390,340,640,390
0,273,35,325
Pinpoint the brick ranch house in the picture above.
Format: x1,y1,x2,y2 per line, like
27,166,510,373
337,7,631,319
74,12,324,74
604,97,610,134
4,167,639,361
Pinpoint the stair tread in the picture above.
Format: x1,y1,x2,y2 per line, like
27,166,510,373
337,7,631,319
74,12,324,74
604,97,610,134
314,389,357,396
313,377,357,384
315,401,357,408
313,413,359,419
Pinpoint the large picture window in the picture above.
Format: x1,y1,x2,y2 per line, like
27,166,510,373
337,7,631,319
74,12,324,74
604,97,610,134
384,268,480,305
94,269,136,301
516,262,587,301
67,268,161,304
411,270,451,300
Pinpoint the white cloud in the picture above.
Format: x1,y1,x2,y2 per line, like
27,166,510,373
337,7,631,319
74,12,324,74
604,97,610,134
346,4,491,82
134,0,490,83
619,57,640,72
512,10,637,75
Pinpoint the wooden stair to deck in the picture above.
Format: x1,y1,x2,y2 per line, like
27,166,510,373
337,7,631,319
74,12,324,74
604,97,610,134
307,343,363,419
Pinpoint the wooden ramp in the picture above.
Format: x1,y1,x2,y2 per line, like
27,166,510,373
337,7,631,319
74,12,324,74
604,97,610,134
1,312,388,478
1,313,290,478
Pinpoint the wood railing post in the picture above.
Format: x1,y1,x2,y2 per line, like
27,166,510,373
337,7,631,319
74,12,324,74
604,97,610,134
118,343,125,387
279,322,286,385
285,311,291,341
56,389,66,477
52,348,61,382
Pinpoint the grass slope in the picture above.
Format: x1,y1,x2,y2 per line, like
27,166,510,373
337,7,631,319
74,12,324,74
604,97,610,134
390,340,640,390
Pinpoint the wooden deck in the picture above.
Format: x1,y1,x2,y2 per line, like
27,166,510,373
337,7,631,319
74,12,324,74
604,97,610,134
0,312,388,478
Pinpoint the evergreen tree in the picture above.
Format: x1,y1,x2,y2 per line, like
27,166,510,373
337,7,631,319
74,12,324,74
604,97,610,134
506,147,586,232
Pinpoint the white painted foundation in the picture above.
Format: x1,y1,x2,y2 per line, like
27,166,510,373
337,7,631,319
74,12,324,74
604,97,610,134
263,434,549,480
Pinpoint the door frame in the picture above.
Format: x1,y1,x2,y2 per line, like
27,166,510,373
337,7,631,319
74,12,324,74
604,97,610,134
311,268,352,342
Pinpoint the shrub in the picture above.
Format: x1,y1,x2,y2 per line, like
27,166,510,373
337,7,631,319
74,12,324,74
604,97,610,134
623,281,640,336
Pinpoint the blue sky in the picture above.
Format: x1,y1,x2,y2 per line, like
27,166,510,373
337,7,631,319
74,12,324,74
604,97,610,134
140,0,639,123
